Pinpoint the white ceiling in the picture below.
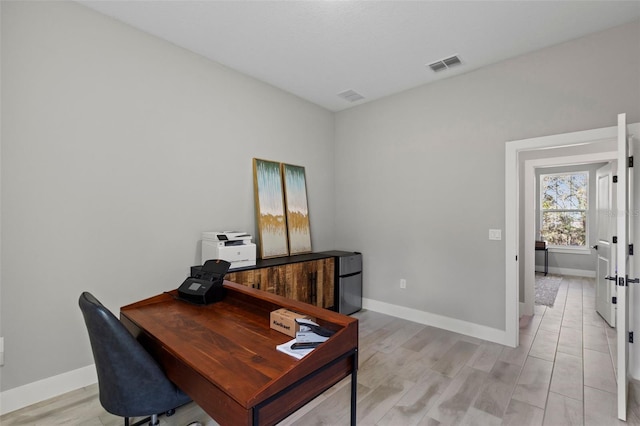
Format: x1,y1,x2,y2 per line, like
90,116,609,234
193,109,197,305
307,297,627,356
79,1,640,112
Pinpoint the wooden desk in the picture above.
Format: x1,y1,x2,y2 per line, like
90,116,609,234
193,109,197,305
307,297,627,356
120,281,358,426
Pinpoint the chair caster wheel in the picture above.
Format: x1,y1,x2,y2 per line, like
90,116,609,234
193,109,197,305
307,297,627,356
166,409,176,417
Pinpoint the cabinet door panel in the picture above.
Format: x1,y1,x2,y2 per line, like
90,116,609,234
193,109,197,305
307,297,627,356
291,262,313,305
290,259,335,308
258,265,290,296
317,258,335,309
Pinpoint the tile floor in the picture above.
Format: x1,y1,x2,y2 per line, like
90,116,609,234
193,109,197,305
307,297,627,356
1,274,638,425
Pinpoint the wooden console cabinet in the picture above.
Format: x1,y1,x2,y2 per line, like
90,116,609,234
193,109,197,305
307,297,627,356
193,253,336,309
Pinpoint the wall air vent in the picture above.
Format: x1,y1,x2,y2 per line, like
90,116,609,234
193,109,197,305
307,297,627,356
338,89,365,103
428,55,462,72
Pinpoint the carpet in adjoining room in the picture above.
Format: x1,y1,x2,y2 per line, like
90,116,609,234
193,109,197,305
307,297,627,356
535,273,563,307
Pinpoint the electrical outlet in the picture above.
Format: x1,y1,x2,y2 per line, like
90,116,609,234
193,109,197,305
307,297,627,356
489,229,502,240
400,279,407,289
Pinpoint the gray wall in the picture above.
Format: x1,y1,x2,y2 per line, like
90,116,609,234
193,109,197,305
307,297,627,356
534,163,608,274
0,1,335,391
333,19,640,330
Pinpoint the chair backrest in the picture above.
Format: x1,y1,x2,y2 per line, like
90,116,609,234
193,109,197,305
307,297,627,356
78,292,183,417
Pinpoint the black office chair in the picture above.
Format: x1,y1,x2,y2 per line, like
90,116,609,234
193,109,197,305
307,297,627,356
79,292,192,426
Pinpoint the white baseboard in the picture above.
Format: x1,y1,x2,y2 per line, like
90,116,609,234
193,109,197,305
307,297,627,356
535,266,595,277
362,298,509,347
0,365,97,415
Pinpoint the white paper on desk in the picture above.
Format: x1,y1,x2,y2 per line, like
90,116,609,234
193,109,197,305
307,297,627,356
276,339,314,360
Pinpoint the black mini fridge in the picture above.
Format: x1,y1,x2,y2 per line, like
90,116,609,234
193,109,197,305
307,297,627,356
324,251,362,315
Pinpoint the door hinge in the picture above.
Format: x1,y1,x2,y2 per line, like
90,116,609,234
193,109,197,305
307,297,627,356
613,236,618,244
612,296,617,304
613,175,618,183
631,244,635,256
630,331,634,343
630,156,634,168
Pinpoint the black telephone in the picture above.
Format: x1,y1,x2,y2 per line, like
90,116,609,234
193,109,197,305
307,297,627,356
178,259,231,305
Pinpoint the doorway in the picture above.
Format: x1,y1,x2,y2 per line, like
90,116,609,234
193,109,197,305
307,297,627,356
523,153,616,318
505,124,622,347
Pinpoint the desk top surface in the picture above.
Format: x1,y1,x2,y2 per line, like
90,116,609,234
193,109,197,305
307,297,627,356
120,281,358,408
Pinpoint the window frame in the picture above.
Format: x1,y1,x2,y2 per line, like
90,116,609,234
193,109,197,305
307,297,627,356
539,171,590,253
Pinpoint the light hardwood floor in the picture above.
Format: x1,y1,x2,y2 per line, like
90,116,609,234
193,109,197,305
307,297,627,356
2,275,639,425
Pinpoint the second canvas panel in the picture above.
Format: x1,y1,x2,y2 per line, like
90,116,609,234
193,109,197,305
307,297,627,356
282,163,312,255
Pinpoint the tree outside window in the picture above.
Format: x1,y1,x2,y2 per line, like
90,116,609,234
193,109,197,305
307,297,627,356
540,172,588,247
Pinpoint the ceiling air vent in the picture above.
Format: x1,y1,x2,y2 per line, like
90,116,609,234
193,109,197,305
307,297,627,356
338,89,365,103
428,55,462,72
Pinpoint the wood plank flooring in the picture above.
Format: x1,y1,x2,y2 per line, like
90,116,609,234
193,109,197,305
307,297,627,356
2,275,638,425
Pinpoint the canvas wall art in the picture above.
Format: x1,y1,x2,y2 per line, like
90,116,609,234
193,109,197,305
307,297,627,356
253,158,289,258
282,163,312,254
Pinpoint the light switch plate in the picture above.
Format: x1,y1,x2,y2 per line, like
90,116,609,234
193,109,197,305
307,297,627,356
489,229,502,240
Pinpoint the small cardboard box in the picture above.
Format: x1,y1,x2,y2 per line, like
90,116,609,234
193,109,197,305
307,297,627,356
270,308,315,337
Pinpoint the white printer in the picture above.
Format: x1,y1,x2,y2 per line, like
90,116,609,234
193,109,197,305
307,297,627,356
201,231,256,269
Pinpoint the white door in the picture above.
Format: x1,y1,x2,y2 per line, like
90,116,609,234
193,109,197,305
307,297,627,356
616,113,634,420
595,162,616,326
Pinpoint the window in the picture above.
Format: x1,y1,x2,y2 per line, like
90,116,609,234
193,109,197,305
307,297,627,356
540,172,588,247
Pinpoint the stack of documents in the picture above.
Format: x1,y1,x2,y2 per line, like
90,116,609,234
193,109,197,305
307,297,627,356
276,339,314,360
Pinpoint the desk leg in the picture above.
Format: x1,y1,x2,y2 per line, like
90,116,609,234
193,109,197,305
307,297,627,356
350,350,358,426
350,369,357,425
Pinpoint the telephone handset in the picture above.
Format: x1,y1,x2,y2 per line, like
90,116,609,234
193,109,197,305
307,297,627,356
178,259,231,305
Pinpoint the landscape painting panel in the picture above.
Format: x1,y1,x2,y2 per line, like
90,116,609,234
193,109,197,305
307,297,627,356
253,159,289,258
282,163,312,254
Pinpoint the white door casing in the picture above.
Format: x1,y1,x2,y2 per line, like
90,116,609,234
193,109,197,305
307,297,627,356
507,127,620,348
505,120,638,349
595,162,616,327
